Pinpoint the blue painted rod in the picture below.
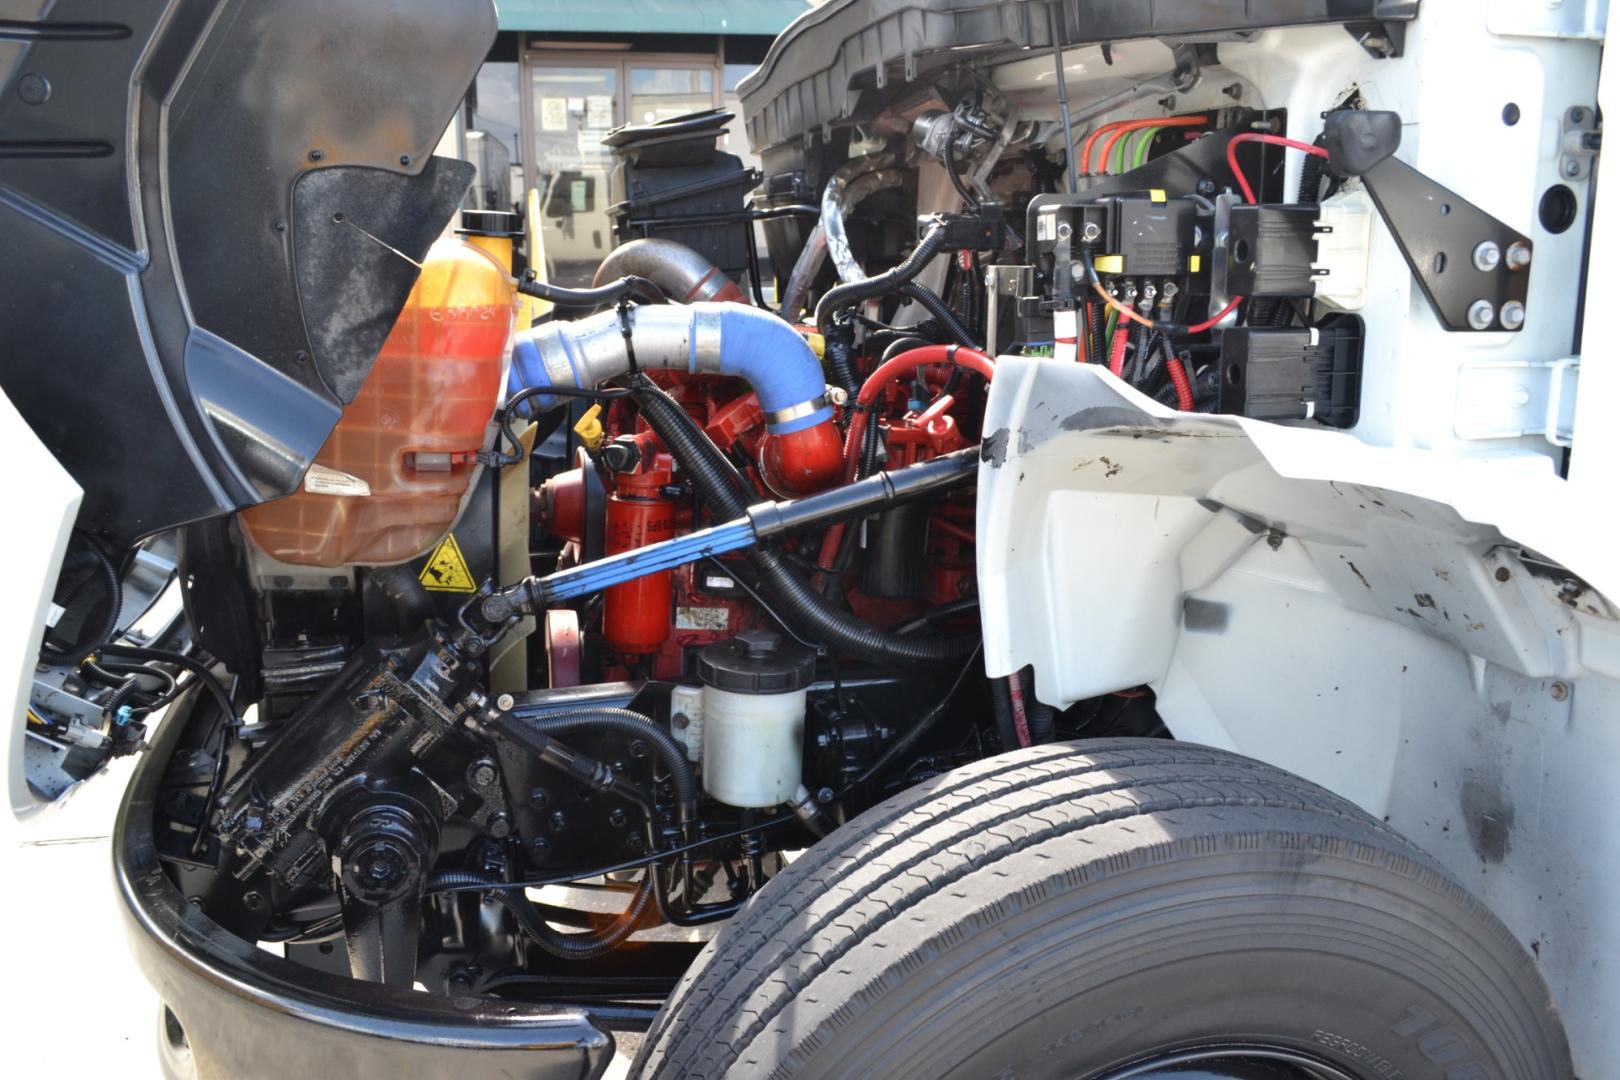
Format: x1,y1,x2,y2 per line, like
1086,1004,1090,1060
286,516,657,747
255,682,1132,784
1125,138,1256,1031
542,520,756,601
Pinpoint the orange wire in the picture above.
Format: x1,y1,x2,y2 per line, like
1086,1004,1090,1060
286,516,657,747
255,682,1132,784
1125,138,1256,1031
1089,280,1154,329
1087,116,1208,175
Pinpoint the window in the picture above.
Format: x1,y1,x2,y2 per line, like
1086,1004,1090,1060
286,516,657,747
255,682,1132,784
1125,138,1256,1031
628,66,715,126
465,62,522,213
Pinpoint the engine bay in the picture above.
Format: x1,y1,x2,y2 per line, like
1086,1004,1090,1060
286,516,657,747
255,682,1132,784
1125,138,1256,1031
15,0,1604,1052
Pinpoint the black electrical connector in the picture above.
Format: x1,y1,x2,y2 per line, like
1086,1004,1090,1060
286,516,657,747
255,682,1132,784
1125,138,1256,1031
918,204,1006,251
1216,316,1363,428
1224,204,1328,297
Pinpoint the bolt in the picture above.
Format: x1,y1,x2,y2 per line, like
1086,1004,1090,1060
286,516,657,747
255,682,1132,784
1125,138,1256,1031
628,740,648,760
1495,566,1513,583
625,832,644,852
486,813,511,839
1511,385,1532,408
608,808,628,828
1471,241,1501,272
1141,284,1158,302
467,759,497,787
817,786,836,804
242,890,265,911
1080,220,1102,242
1506,242,1532,271
1551,681,1571,702
1070,262,1086,280
1056,221,1073,240
530,836,550,857
308,148,324,162
294,350,308,364
1562,159,1582,179
1224,82,1244,99
671,712,690,729
1161,281,1179,299
1466,299,1496,330
528,787,550,809
1568,106,1587,125
274,221,286,233
399,153,412,166
17,72,49,105
1500,300,1526,331
548,810,567,832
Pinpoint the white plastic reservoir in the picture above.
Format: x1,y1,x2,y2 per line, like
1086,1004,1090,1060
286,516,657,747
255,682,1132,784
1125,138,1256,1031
695,630,815,809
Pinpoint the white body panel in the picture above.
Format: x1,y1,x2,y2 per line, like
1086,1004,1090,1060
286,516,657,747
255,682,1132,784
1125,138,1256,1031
976,358,1620,1073
2,389,84,819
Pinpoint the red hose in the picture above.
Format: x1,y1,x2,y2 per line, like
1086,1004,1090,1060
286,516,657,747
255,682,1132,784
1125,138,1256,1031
817,345,995,574
1107,325,1131,376
1166,355,1195,412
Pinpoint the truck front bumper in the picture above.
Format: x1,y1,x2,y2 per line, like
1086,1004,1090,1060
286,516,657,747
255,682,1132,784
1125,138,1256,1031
113,697,613,1080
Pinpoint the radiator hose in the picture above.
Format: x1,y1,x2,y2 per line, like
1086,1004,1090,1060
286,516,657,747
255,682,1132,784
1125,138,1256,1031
634,382,978,665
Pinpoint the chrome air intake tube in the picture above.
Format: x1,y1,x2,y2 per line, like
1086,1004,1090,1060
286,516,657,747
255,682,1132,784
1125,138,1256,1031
591,239,746,305
512,302,831,434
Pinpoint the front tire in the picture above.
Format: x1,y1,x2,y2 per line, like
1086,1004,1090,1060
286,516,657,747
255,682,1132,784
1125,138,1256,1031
634,739,1569,1079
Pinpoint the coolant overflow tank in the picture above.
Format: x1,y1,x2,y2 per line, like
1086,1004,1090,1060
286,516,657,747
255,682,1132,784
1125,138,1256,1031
696,630,815,808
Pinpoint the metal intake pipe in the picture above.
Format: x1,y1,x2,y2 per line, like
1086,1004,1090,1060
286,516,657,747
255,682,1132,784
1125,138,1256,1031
509,301,844,493
591,239,746,305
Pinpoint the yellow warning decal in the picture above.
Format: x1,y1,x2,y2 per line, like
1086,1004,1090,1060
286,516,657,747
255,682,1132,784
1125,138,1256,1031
419,533,476,592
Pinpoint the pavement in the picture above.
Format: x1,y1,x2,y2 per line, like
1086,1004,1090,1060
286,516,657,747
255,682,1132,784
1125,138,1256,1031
4,741,637,1078
3,753,163,1077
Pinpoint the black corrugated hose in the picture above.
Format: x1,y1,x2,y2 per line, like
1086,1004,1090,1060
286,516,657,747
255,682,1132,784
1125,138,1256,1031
823,322,860,397
813,223,948,337
900,282,979,347
633,382,978,665
428,869,653,960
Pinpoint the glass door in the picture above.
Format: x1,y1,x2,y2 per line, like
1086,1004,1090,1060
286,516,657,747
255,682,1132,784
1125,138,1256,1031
626,65,714,126
528,65,619,286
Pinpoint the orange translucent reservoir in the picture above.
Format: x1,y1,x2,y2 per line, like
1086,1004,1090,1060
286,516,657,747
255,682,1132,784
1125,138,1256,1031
241,238,516,566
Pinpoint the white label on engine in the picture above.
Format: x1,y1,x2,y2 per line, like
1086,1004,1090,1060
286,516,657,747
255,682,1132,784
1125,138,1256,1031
303,464,371,497
675,606,730,631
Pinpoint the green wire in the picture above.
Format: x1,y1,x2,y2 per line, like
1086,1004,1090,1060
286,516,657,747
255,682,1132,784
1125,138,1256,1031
1132,126,1161,170
1104,308,1119,344
1112,133,1130,174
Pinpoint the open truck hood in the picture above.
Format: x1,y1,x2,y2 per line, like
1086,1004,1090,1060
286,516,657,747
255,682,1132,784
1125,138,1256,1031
2,0,496,812
0,0,495,549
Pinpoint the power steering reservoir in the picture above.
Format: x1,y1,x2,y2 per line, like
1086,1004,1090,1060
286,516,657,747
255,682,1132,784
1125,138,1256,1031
696,630,815,808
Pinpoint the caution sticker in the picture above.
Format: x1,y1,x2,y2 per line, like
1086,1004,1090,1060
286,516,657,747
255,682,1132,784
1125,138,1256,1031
419,534,476,592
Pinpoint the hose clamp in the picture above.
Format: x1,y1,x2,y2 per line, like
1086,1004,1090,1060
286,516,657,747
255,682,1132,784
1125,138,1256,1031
691,307,724,372
764,395,829,427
